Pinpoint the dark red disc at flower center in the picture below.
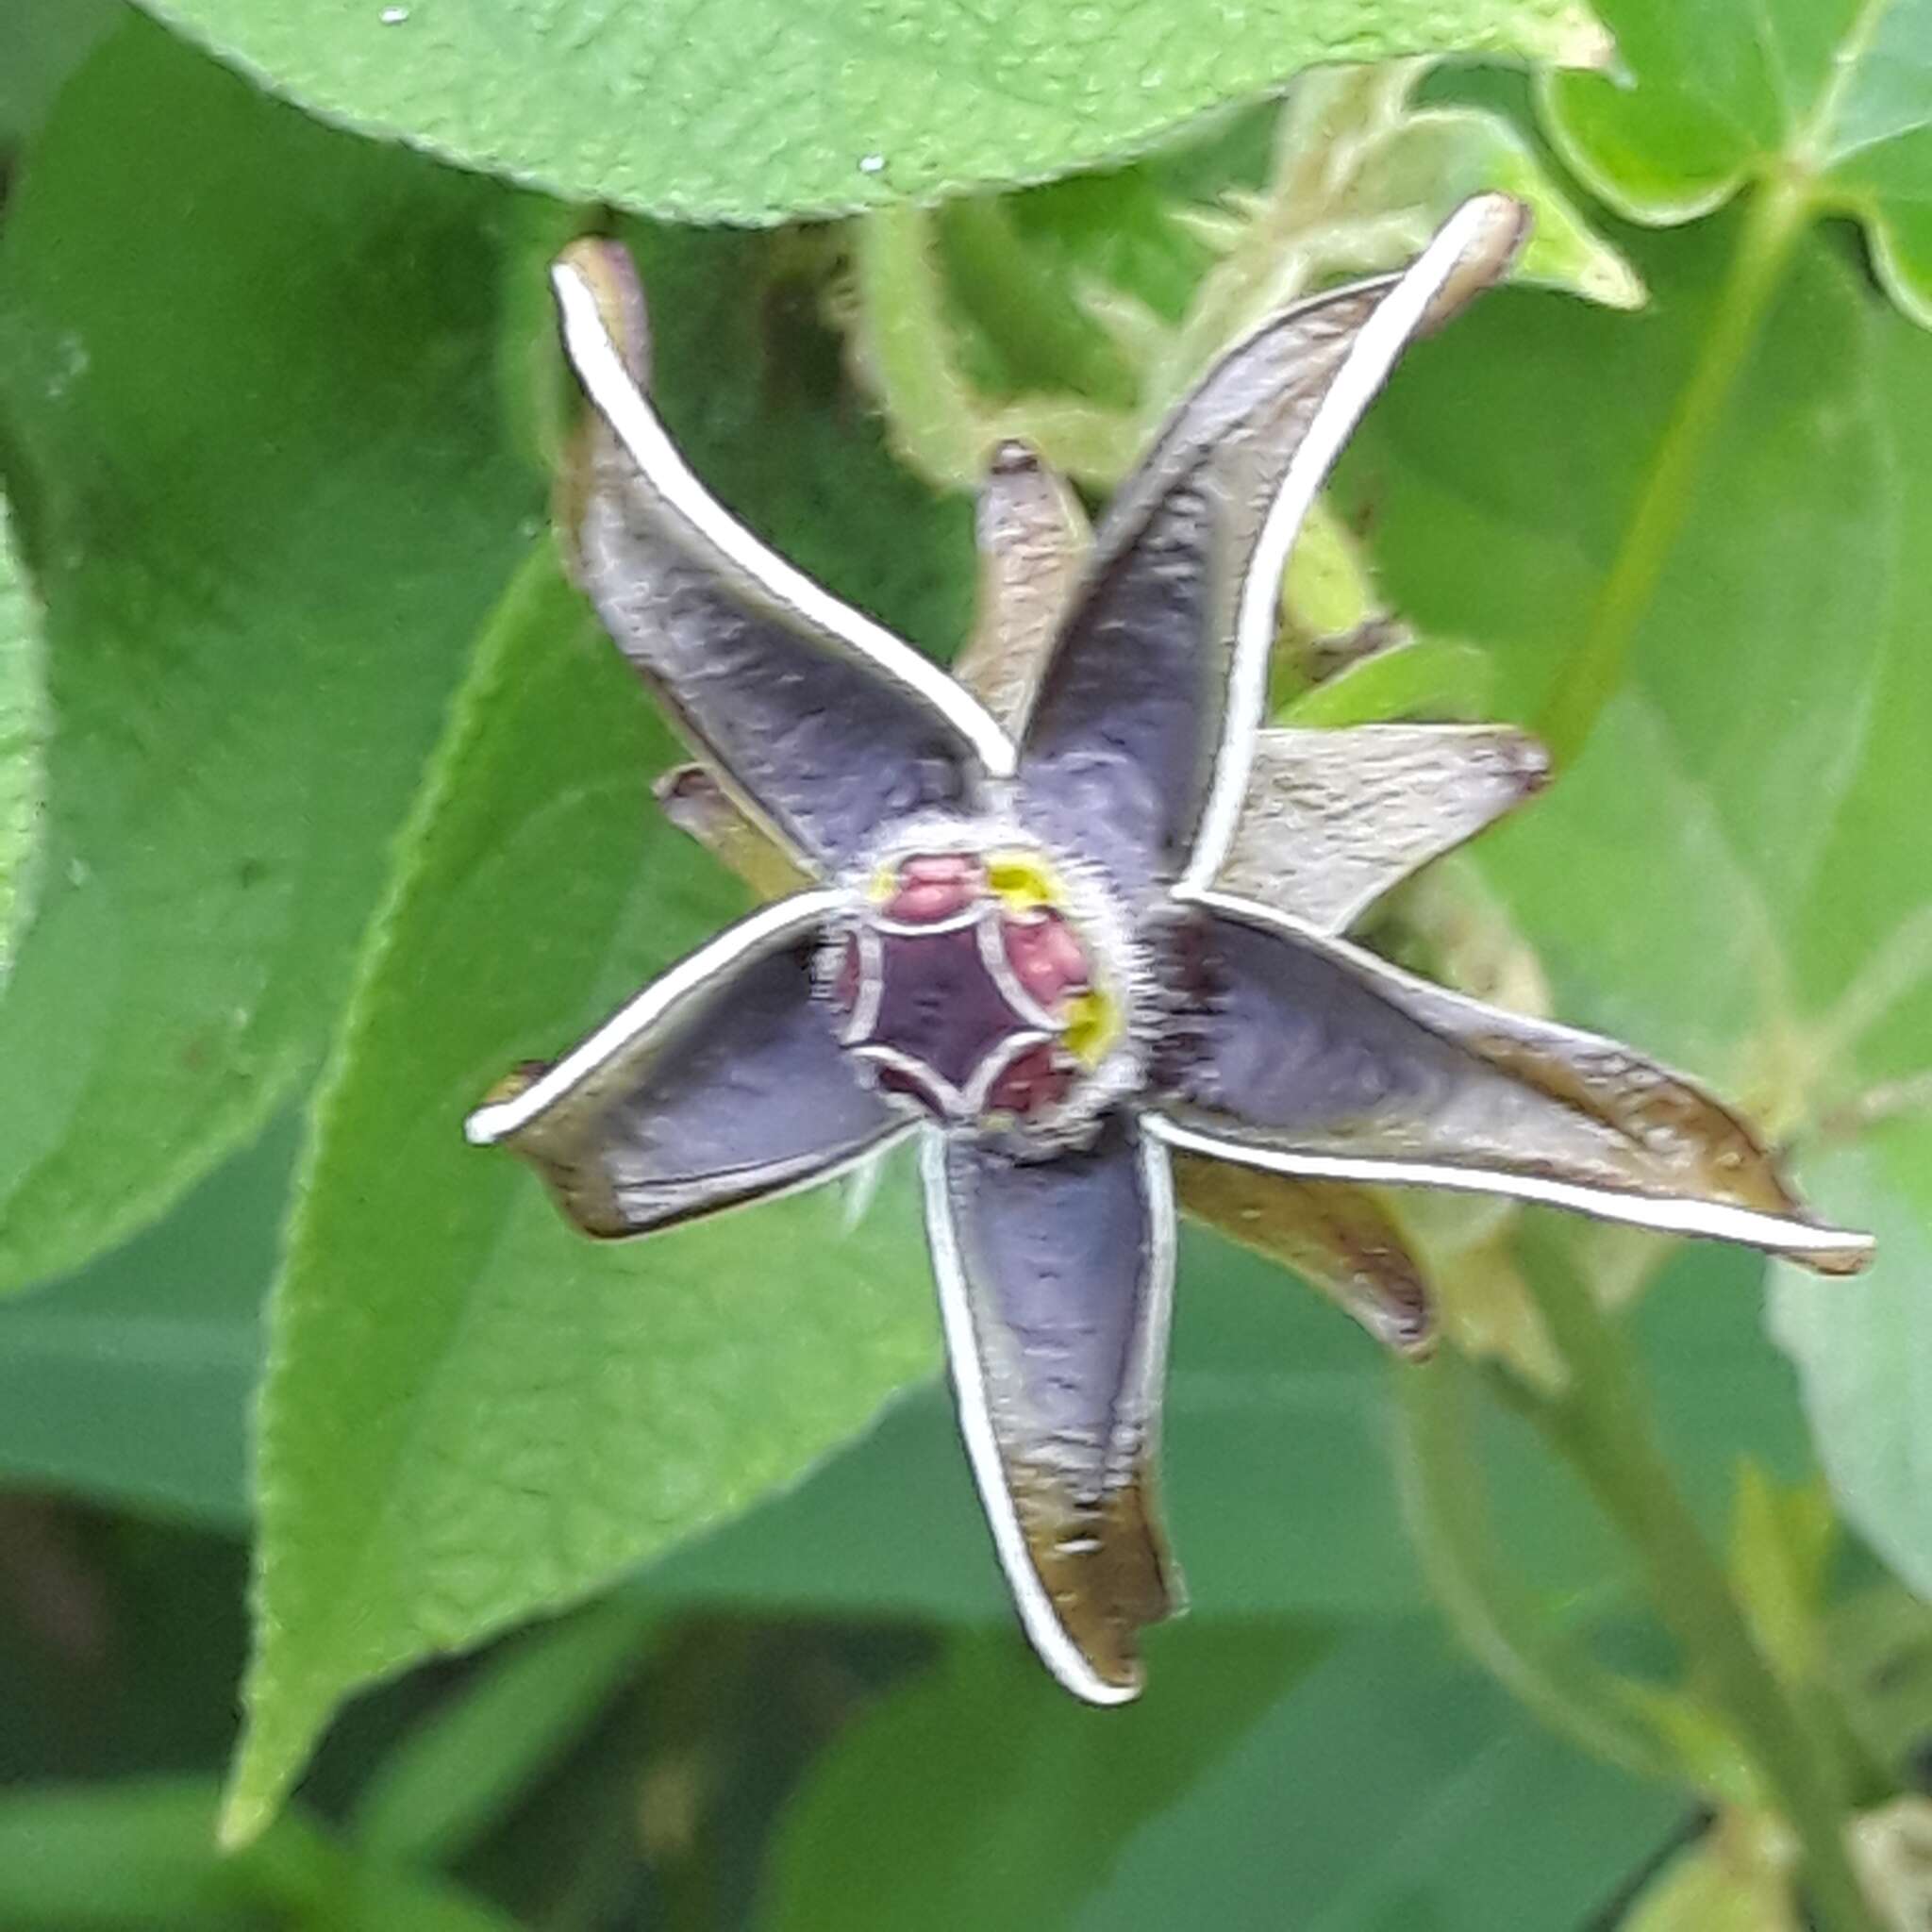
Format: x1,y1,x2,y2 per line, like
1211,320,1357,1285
831,851,1099,1123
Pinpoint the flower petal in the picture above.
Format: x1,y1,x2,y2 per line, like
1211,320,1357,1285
653,762,807,903
922,1116,1180,1704
1174,1155,1436,1357
953,441,1091,738
553,241,1014,875
1152,891,1874,1274
467,889,911,1237
1216,724,1549,933
1016,196,1527,901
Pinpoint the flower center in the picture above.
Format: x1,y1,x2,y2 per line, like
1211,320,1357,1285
824,842,1130,1134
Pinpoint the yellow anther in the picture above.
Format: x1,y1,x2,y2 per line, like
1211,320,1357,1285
1062,989,1121,1067
987,850,1064,915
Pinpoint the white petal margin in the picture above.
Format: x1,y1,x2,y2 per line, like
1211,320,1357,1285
1180,193,1529,894
1153,883,1875,1270
552,258,1018,782
1145,1111,1874,1264
465,887,848,1147
920,1127,1177,1707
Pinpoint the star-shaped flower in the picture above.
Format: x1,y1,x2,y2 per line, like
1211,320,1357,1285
468,195,1872,1706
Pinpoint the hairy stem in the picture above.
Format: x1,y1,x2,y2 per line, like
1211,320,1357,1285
1517,1234,1877,1932
1537,176,1810,768
850,206,989,491
940,198,1139,408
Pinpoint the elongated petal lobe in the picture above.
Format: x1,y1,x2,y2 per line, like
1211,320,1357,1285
469,891,908,1236
1153,893,1873,1273
954,441,1091,738
1217,724,1547,933
923,1116,1179,1703
555,242,1012,874
1175,1156,1435,1355
1018,198,1526,900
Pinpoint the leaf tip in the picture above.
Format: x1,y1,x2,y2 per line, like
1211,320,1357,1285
215,1784,273,1856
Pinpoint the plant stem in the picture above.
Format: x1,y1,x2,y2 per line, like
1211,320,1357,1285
1395,1359,1680,1784
1518,1237,1879,1932
940,198,1140,408
850,206,990,491
1537,175,1811,769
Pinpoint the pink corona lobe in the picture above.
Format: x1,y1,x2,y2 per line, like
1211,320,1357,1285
1004,911,1091,1010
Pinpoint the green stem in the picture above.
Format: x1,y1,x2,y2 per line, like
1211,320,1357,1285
1536,176,1810,769
851,206,991,492
940,198,1140,408
1395,1359,1680,1784
1518,1238,1878,1932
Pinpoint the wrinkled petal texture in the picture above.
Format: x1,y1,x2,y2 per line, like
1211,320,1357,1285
1173,1154,1436,1355
1018,279,1391,899
1216,724,1547,934
1155,894,1871,1271
469,891,908,1237
1017,197,1525,902
954,441,1091,740
924,1114,1178,1703
557,242,1010,875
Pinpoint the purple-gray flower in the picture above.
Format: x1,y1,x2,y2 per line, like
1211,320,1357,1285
468,195,1872,1705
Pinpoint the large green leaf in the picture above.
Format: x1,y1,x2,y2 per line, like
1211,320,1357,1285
760,1623,1683,1931
0,18,538,1292
0,495,44,979
225,195,982,1839
1341,222,1932,1588
225,552,941,1843
130,0,1587,226
1542,0,1932,325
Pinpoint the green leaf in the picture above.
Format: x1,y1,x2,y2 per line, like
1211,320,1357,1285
1340,219,1932,1591
1343,223,1916,1085
760,1624,1683,1932
1279,638,1496,726
224,549,941,1846
226,200,981,1840
127,0,1589,227
1542,0,1932,326
1770,1117,1932,1602
0,18,538,1292
0,1115,292,1524
1764,308,1932,1605
0,493,45,979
